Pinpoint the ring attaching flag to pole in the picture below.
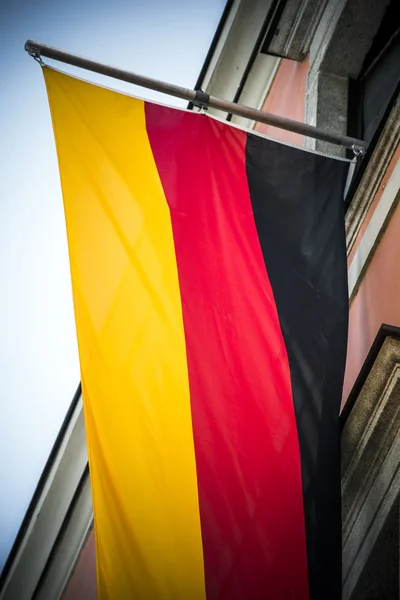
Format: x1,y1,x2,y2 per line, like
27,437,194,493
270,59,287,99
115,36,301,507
43,66,348,600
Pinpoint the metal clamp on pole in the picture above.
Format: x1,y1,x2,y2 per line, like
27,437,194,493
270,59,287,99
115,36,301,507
193,90,210,111
351,144,366,158
25,40,44,65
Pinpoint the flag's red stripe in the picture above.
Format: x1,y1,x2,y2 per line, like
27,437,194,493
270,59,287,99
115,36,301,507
145,105,309,600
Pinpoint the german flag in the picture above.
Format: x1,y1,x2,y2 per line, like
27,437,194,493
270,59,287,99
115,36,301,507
44,67,348,600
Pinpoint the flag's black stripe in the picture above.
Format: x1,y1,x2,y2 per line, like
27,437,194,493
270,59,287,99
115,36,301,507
245,134,349,600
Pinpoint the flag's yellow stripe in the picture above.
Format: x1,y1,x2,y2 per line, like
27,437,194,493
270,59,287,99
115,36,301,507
43,67,206,600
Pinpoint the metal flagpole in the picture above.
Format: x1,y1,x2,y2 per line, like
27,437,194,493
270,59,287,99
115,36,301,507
25,40,367,154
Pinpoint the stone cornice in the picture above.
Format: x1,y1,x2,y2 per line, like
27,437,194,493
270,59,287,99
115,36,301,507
341,332,400,599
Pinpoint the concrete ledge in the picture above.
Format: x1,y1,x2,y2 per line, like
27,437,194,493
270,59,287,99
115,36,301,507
0,395,90,600
342,333,400,599
264,0,328,61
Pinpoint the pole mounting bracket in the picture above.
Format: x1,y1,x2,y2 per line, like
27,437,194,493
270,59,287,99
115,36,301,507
193,90,210,111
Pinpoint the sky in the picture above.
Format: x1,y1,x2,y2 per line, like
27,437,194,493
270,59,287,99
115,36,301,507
0,0,226,572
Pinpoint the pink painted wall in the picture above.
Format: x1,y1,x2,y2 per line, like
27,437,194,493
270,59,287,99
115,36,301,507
254,57,309,146
343,177,400,401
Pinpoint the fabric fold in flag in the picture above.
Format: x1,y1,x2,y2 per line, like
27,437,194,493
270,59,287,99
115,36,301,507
43,66,348,600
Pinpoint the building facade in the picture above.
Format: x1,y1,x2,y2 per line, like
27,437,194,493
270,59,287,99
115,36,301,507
1,1,399,598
